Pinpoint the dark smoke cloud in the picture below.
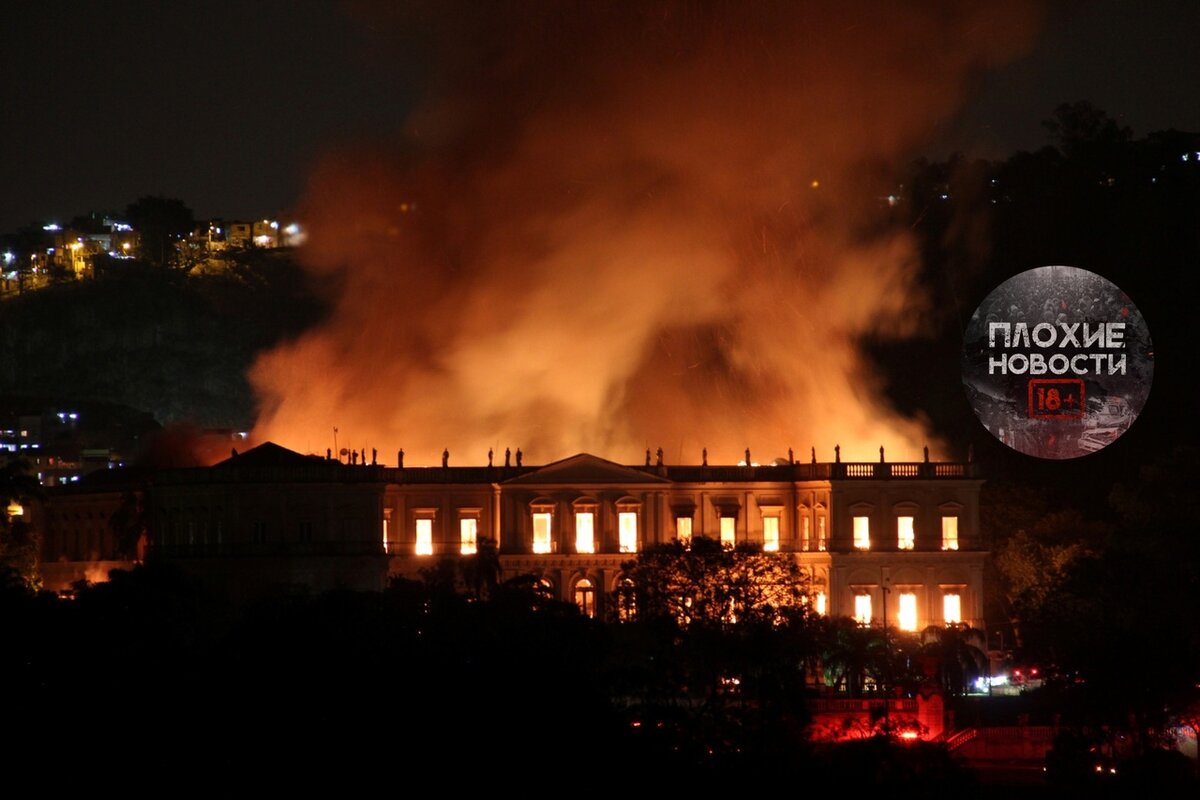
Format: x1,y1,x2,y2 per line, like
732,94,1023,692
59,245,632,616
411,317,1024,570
251,1,1040,465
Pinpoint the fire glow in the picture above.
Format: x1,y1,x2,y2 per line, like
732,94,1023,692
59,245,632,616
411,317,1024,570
250,2,1039,464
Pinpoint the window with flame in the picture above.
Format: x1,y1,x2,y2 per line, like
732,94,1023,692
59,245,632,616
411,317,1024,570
815,591,827,616
532,511,553,554
618,511,638,553
817,514,827,551
853,516,871,550
675,515,693,546
762,515,780,552
941,516,959,550
415,518,433,556
898,591,918,632
943,591,962,624
573,578,596,618
575,510,595,554
800,513,811,551
460,517,478,555
897,516,915,550
616,576,637,622
720,515,736,547
854,592,872,625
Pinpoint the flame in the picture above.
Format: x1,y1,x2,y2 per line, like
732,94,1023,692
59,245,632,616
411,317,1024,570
250,2,1039,464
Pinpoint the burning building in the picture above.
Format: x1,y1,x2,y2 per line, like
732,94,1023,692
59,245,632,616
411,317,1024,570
38,441,985,633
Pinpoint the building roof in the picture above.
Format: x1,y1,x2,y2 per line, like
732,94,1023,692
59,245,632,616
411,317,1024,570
502,453,671,485
216,441,325,468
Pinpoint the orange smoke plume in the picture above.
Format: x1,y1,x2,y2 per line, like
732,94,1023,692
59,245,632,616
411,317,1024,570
251,1,1039,465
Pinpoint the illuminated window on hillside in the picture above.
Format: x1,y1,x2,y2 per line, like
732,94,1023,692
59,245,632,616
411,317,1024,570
618,511,638,553
801,515,811,551
853,516,870,550
676,515,692,546
762,515,780,552
415,519,433,556
943,592,962,624
897,516,915,550
815,591,827,616
898,591,918,631
941,516,959,550
575,511,595,554
573,579,595,618
854,593,872,625
460,518,478,555
817,515,827,551
532,512,552,554
720,515,736,547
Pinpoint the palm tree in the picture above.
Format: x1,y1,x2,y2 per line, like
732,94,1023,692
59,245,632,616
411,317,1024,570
920,623,988,696
819,616,889,697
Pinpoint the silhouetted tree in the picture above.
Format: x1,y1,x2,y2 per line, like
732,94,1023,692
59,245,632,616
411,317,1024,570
1043,100,1132,159
621,535,813,628
920,623,987,696
124,195,194,269
0,458,43,589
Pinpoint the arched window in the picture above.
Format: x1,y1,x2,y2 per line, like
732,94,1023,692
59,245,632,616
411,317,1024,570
573,578,596,618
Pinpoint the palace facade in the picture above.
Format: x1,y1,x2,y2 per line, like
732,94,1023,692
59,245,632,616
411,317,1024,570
37,442,986,633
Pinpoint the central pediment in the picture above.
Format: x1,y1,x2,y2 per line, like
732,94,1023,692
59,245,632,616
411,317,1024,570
502,453,671,485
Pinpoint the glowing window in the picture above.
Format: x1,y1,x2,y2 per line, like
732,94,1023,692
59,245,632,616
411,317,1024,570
460,518,478,555
575,511,595,554
573,579,595,618
854,593,872,625
676,515,692,545
815,591,827,616
415,518,433,556
617,577,637,622
817,516,827,551
897,516,915,550
943,592,962,624
720,515,736,547
532,512,552,554
382,515,390,554
763,515,780,552
618,511,638,553
801,515,811,551
941,516,959,550
898,591,918,632
853,516,870,550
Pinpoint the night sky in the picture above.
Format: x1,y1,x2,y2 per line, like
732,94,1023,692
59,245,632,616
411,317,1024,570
2,0,1197,234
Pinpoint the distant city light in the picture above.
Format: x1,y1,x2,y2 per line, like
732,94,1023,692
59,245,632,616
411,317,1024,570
42,223,61,231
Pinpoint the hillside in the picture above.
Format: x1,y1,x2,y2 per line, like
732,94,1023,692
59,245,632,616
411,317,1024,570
0,251,328,429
